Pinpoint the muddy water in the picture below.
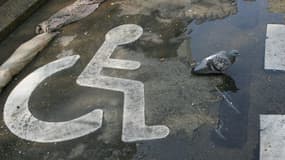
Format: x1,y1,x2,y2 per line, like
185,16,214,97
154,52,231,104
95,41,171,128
0,0,285,159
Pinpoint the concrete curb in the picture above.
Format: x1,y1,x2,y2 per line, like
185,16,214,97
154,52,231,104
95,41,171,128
0,0,47,42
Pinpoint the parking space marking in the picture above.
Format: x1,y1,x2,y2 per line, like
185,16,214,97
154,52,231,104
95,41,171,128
77,24,169,142
260,115,285,160
265,24,285,71
3,24,169,143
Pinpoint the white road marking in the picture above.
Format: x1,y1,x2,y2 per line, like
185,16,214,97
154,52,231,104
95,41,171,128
262,24,285,159
77,24,170,142
3,55,103,143
265,24,285,71
260,115,285,160
3,24,169,143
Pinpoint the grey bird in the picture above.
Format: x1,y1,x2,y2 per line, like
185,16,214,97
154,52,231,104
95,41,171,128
191,50,240,74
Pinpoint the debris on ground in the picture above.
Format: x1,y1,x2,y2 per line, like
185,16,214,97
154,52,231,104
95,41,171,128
0,0,107,93
35,0,105,34
0,32,58,92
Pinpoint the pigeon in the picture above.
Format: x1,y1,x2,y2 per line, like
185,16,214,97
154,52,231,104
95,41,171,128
191,50,240,75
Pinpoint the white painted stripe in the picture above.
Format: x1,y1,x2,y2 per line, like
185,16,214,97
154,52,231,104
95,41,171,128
265,24,285,71
260,115,285,160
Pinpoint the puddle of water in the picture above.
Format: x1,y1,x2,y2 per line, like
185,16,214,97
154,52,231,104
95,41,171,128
189,0,285,152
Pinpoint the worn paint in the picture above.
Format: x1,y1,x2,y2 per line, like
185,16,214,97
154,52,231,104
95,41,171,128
265,24,285,71
3,55,104,143
3,24,169,143
260,115,285,160
77,24,170,142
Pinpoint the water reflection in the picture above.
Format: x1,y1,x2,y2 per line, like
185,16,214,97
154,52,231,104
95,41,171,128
212,75,247,148
189,0,284,151
217,75,239,92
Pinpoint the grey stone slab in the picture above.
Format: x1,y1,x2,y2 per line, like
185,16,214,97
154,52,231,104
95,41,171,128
0,0,46,41
265,24,285,71
260,115,285,160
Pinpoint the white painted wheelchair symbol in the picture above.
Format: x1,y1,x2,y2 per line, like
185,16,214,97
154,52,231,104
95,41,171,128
3,24,170,143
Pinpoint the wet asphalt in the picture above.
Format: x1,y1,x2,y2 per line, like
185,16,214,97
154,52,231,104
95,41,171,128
0,0,285,159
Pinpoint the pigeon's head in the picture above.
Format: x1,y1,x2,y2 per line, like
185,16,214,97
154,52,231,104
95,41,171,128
227,50,240,63
228,50,240,57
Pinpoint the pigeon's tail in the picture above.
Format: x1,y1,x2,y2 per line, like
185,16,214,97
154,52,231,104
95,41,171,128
191,66,204,75
191,63,206,75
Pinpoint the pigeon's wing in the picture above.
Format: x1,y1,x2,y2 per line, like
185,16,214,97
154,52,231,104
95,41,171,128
192,59,210,74
210,54,231,72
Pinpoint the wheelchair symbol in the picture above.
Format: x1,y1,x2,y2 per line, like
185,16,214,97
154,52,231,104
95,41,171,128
3,24,170,143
